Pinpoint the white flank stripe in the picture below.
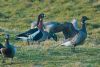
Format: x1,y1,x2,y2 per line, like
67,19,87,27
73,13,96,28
61,41,72,47
18,37,28,41
13,47,17,54
28,30,40,39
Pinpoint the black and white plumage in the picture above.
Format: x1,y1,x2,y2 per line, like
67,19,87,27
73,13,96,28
16,28,42,40
16,13,57,44
31,21,60,41
16,13,45,43
61,16,89,51
0,34,16,63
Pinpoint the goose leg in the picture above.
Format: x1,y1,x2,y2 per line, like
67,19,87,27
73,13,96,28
37,41,40,45
2,55,5,63
31,41,33,45
71,45,75,52
11,58,13,64
27,39,30,45
73,47,75,52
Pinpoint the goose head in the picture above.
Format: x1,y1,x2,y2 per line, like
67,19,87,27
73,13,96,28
5,34,9,40
81,16,89,23
37,13,46,30
38,13,45,21
37,13,46,24
5,34,10,47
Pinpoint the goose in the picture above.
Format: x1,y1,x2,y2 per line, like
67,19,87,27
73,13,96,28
16,13,45,43
31,13,57,42
43,19,79,40
16,13,57,45
45,21,78,40
0,34,16,63
45,18,79,34
61,16,89,51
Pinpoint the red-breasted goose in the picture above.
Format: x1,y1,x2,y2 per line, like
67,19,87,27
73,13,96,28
16,13,57,45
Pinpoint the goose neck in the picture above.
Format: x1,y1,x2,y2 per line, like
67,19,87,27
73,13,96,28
81,22,87,32
5,39,10,47
37,18,43,30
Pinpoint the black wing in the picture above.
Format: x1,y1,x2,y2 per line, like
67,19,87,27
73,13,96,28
16,28,38,37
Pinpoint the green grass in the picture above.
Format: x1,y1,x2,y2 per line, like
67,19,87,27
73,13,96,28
0,0,100,67
0,44,100,67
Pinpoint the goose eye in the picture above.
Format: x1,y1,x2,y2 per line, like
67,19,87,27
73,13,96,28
42,14,44,17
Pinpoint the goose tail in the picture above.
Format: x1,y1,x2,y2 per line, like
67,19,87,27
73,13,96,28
61,41,72,47
15,37,28,41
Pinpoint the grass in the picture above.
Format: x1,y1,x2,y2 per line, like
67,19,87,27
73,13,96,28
0,0,100,67
0,43,100,67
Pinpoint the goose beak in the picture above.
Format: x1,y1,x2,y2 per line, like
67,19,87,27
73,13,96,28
52,34,57,41
43,14,46,18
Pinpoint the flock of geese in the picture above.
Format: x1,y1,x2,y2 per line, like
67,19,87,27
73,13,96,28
0,13,89,63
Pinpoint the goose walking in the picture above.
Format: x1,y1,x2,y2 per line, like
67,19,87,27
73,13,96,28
0,34,16,63
61,16,89,51
16,13,57,45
